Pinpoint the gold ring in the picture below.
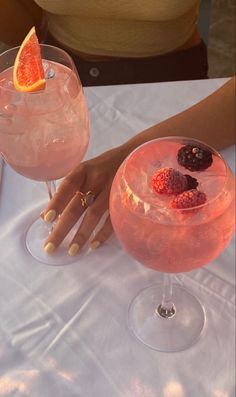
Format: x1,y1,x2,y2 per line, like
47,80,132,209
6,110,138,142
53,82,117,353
77,190,95,207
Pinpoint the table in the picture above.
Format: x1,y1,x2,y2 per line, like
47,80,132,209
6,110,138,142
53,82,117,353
0,78,235,397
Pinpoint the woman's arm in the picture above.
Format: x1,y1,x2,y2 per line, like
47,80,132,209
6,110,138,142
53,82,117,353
43,76,235,255
119,76,235,161
0,0,43,46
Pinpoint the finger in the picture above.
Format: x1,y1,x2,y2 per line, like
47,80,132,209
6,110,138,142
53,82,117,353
90,214,113,250
44,192,86,253
68,192,109,256
43,168,86,223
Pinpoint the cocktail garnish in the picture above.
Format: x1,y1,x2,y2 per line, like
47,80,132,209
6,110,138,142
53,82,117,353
185,174,199,190
171,189,207,209
177,145,213,171
151,167,187,195
13,26,46,92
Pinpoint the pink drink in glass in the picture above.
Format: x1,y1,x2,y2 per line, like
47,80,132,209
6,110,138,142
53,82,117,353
0,44,90,266
0,62,89,181
110,137,235,273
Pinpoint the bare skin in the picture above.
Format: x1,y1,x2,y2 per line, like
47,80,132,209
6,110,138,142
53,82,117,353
42,76,235,255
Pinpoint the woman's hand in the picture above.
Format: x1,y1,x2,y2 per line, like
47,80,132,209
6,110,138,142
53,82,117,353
42,146,126,256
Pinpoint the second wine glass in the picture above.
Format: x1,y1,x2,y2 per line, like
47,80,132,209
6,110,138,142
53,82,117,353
109,136,235,352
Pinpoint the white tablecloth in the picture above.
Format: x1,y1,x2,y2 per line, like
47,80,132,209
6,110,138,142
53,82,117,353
0,78,235,397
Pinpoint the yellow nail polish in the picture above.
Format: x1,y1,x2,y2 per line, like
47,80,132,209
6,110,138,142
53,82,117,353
90,241,100,250
44,242,55,254
68,243,80,256
44,209,56,223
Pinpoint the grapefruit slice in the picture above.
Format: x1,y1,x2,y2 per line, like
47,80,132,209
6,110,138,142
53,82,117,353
13,26,46,92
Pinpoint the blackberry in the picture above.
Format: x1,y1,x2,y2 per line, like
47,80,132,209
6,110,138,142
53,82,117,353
185,174,199,190
177,145,213,171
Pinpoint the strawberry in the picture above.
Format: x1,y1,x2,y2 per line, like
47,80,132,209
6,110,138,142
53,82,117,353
151,167,187,195
171,189,207,209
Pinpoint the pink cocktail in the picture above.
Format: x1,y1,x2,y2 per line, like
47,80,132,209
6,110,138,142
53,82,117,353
110,137,235,351
0,63,89,181
0,45,90,265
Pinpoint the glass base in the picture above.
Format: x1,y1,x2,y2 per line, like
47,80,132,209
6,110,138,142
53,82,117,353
26,217,78,266
128,283,206,352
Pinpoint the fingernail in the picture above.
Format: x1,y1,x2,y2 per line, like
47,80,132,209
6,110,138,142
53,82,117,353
90,241,100,250
44,209,56,223
44,242,56,254
68,243,80,256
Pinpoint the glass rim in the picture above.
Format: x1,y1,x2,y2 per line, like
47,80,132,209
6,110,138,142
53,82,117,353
121,136,233,213
0,43,79,94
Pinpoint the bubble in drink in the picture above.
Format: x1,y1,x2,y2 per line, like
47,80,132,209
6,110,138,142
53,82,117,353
46,68,55,79
4,103,16,113
43,62,55,79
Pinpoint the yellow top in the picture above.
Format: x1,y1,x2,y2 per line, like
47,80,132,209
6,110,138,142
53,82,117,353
35,0,201,58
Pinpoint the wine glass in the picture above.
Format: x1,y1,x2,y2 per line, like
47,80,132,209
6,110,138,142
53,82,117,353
109,136,235,352
0,45,90,265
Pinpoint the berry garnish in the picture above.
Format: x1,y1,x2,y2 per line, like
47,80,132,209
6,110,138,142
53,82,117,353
171,189,207,209
185,174,199,190
177,145,213,171
151,167,187,195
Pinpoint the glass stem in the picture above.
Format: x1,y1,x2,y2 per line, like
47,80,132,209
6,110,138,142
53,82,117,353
156,273,176,318
45,180,56,201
